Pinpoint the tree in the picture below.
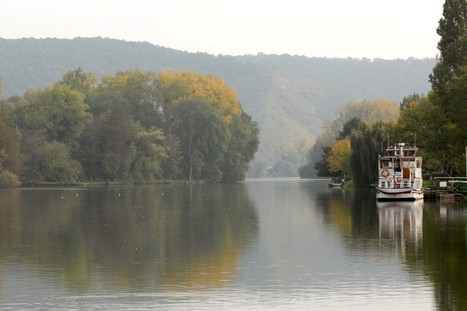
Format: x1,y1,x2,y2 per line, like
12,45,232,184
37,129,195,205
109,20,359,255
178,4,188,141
349,121,391,189
302,100,400,178
312,146,333,177
429,0,467,98
170,99,230,181
221,113,259,181
159,71,242,125
160,134,182,180
426,0,467,176
327,138,351,178
400,93,422,111
58,68,97,94
160,71,257,181
86,70,164,130
0,120,22,187
20,134,80,184
132,128,167,182
396,95,441,146
78,107,137,180
0,120,22,174
1,69,258,183
21,84,91,149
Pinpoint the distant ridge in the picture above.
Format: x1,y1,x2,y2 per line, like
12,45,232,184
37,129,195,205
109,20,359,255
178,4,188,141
0,37,435,176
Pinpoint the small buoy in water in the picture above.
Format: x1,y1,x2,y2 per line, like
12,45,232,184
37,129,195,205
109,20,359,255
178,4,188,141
61,196,64,199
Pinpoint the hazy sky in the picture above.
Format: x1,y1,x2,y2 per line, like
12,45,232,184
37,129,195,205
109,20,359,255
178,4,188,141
1,0,445,59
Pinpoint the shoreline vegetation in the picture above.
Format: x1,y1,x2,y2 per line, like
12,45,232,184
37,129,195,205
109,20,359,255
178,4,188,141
0,70,259,188
300,1,467,188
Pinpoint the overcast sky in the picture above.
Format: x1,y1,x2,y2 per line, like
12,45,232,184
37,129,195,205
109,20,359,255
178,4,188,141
0,0,445,59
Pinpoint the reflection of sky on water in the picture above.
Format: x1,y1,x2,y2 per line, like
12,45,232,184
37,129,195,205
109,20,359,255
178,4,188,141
239,179,434,310
0,179,453,310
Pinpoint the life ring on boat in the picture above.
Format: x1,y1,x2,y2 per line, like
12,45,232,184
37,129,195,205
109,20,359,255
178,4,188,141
380,169,389,178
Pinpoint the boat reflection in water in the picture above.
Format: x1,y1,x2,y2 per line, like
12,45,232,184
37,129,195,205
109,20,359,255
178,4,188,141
377,200,424,253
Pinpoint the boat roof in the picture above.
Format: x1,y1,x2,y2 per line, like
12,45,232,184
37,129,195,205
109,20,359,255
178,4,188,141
379,143,420,159
385,143,417,150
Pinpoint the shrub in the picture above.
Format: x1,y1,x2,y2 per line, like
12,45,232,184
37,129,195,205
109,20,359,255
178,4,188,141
0,170,21,188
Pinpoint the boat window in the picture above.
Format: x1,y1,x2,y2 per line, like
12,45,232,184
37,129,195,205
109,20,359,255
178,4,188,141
380,160,391,168
394,161,400,171
416,160,421,168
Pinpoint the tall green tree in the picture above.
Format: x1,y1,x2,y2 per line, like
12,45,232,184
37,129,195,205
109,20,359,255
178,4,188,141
430,0,467,97
21,85,91,149
78,107,137,180
222,113,259,181
310,146,333,177
170,99,230,182
160,71,258,181
0,120,22,187
132,127,167,182
427,0,467,176
0,120,22,174
160,134,182,180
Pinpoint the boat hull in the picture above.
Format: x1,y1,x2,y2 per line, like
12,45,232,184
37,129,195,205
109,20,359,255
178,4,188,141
376,187,424,201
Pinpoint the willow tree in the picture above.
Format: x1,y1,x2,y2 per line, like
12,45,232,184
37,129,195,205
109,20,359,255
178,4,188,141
302,100,400,179
350,121,392,189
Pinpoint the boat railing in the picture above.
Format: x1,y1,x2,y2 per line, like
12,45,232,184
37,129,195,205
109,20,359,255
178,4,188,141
379,177,413,189
434,177,467,188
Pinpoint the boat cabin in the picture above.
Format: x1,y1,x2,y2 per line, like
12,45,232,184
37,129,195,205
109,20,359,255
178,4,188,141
378,143,423,190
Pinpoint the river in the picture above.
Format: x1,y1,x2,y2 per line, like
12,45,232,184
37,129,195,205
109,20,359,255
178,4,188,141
0,178,466,310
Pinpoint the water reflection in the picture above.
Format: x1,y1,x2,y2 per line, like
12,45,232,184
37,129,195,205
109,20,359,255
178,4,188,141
0,181,467,310
377,200,424,253
422,200,467,311
0,184,258,293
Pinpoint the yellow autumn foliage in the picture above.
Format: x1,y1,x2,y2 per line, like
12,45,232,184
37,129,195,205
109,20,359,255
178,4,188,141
159,71,242,124
327,138,351,173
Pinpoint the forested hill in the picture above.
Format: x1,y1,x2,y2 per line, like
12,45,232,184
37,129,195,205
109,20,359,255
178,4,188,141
0,37,435,176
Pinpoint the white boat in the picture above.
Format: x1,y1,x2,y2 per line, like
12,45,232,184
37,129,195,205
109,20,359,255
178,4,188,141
376,143,424,201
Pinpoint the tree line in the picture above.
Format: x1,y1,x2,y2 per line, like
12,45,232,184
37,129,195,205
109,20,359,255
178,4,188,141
0,70,259,186
300,0,467,187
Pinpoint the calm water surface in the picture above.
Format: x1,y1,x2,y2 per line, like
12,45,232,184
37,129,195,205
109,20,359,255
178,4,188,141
0,178,466,310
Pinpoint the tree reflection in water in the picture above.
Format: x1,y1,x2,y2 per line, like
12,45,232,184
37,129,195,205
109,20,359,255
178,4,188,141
0,184,258,292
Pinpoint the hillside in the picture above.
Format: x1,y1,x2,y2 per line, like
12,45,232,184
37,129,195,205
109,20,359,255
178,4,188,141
0,37,435,176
